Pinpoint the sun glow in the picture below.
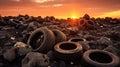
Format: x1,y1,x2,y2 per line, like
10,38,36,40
71,16,78,19
69,15,79,26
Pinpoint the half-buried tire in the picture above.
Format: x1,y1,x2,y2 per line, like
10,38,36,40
54,41,83,61
81,50,119,67
27,27,55,53
52,29,67,44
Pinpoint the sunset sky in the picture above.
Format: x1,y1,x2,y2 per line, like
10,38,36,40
0,0,120,18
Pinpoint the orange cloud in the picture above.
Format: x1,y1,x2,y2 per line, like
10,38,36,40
97,10,120,18
12,0,20,2
53,4,63,7
31,0,54,3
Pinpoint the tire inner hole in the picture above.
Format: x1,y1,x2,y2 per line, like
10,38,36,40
89,52,112,63
88,20,94,25
79,20,85,25
71,38,84,42
60,43,77,50
30,32,44,49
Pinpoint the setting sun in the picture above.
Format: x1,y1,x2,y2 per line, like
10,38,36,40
71,16,78,19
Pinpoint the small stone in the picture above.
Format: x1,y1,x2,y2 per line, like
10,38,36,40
14,42,27,47
11,37,15,40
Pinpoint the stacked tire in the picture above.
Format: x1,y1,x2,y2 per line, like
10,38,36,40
27,27,66,53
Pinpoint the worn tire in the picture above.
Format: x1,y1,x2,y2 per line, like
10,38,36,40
54,41,83,61
78,19,87,27
81,50,119,67
52,29,67,44
85,20,95,30
27,27,55,53
68,38,90,52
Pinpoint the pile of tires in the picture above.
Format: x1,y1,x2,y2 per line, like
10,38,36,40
27,27,67,53
78,14,95,30
52,37,119,67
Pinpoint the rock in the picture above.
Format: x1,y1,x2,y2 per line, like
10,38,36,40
17,47,32,57
14,42,28,47
22,52,50,67
14,42,32,56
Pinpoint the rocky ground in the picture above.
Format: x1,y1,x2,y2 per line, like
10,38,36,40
0,14,120,67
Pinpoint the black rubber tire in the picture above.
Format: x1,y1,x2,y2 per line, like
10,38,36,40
81,50,119,67
52,29,67,44
78,19,88,30
85,20,95,30
78,19,87,26
68,38,90,52
54,41,83,61
27,27,55,53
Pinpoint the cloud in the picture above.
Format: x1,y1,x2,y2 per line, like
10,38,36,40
98,10,120,18
37,4,63,8
31,0,54,3
38,5,50,8
12,0,20,2
53,4,63,7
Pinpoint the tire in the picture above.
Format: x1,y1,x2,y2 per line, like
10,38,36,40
85,20,95,30
54,41,83,61
52,29,67,44
68,38,90,52
27,27,55,53
81,50,119,67
78,19,87,27
78,19,87,30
